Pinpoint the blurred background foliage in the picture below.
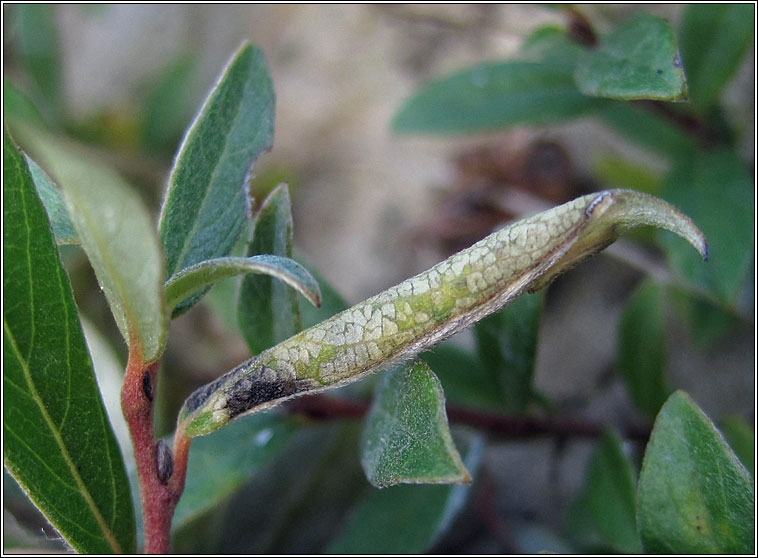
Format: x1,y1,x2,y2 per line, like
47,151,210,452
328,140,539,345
3,4,754,553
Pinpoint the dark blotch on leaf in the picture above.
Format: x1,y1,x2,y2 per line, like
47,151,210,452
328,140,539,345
225,366,314,418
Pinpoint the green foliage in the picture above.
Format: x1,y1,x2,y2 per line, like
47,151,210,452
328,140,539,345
3,131,135,553
159,44,275,315
3,5,752,555
638,392,754,553
360,360,470,487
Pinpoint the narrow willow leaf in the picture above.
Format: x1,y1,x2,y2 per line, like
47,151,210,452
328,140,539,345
583,431,641,553
23,153,79,245
3,130,135,553
474,291,544,414
328,435,483,554
678,4,754,110
159,43,275,314
575,13,686,101
172,414,296,530
164,255,321,314
179,189,707,438
393,61,601,134
638,391,754,553
360,360,469,487
238,184,303,354
518,26,587,66
617,279,670,417
16,128,167,362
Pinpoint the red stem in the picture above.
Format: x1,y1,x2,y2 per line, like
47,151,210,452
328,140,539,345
121,347,191,554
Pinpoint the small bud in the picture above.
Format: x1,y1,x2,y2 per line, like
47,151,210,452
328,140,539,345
155,440,173,485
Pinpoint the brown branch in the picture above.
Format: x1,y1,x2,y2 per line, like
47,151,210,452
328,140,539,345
285,394,651,443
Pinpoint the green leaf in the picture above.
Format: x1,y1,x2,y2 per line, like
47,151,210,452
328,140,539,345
393,61,602,134
11,5,63,119
575,13,686,101
678,4,755,110
474,291,544,414
518,26,587,66
172,413,296,530
16,128,167,362
596,102,697,159
617,279,670,417
159,43,275,314
3,80,47,127
659,150,753,303
718,416,755,477
671,287,740,348
165,255,321,316
23,153,78,245
328,434,483,554
581,431,641,553
637,391,754,554
360,360,470,487
238,184,303,354
3,129,135,554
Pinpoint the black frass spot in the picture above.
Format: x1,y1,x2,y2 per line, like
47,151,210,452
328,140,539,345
225,366,314,418
183,358,257,413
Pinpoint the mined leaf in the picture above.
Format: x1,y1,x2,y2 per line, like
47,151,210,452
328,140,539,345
3,130,135,553
16,128,167,362
165,255,320,315
474,291,544,414
159,43,275,314
172,413,296,530
360,360,469,487
12,4,62,119
583,431,641,553
393,61,601,134
238,184,303,354
718,416,755,477
328,434,483,553
179,189,707,438
638,391,754,554
659,150,752,303
23,153,78,245
678,4,755,109
575,13,686,100
617,279,670,417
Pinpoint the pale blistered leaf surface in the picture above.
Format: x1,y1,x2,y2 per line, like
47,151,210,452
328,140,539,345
179,189,707,438
16,128,167,361
165,255,320,314
3,130,135,553
360,360,469,487
159,43,274,314
638,391,754,554
238,184,303,354
576,13,686,100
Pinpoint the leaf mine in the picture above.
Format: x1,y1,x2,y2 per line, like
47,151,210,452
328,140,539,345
179,189,707,437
